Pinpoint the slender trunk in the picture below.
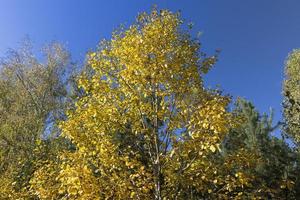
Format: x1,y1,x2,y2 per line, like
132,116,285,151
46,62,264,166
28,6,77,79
153,83,162,200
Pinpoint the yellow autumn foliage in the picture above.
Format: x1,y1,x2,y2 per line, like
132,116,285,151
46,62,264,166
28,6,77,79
29,8,259,199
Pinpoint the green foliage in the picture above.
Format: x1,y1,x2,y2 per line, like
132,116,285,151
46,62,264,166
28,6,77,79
0,41,75,198
282,49,300,197
283,49,300,145
224,98,297,198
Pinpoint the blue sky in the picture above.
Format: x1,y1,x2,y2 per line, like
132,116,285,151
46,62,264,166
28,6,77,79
1,0,300,124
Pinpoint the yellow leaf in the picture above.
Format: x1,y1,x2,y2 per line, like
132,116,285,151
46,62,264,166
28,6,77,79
130,191,136,198
209,145,216,153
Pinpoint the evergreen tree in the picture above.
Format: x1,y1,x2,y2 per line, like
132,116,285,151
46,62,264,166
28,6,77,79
224,98,296,198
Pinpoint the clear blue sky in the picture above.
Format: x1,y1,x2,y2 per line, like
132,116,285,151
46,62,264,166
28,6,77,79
1,0,300,123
